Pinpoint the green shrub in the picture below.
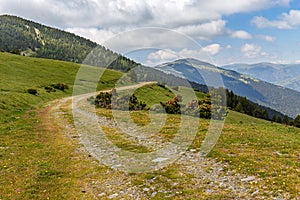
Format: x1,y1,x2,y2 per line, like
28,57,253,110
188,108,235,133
45,86,56,93
51,83,69,91
91,92,147,111
27,88,38,95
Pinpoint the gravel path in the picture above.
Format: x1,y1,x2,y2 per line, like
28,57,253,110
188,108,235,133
44,82,291,199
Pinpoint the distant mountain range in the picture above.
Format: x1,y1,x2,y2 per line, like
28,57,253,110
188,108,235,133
155,59,300,118
223,63,300,92
0,15,139,72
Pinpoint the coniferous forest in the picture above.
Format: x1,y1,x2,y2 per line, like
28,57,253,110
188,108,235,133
0,15,139,72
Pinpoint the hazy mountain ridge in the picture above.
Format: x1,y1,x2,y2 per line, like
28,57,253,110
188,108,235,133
155,58,300,118
223,62,300,92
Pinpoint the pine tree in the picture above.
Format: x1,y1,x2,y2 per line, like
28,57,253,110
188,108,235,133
276,116,282,123
282,115,289,125
294,115,300,128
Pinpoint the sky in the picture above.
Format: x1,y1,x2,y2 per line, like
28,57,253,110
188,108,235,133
1,0,300,66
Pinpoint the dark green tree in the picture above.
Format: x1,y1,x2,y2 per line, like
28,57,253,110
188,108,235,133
282,115,289,125
276,116,283,124
293,115,300,128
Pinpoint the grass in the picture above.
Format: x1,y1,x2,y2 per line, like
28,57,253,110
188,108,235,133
209,110,300,196
0,52,122,123
95,107,300,198
0,52,122,199
1,52,299,199
134,84,205,108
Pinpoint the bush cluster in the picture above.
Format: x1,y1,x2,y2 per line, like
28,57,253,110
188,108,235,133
90,91,147,111
159,95,215,119
27,88,38,95
43,83,69,93
44,86,56,93
51,83,69,91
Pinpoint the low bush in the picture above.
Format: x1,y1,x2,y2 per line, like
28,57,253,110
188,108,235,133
50,83,69,91
45,86,56,93
27,88,38,95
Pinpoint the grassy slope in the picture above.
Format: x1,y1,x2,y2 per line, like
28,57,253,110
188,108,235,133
0,52,123,199
0,52,122,123
211,111,300,196
134,84,205,108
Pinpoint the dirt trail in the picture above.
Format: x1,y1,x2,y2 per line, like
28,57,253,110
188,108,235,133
40,82,285,199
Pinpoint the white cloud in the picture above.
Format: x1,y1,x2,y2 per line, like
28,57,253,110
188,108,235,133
175,20,227,39
147,49,179,62
202,44,221,55
0,0,291,29
275,0,291,6
241,43,263,58
252,16,291,29
231,30,252,39
226,45,232,49
146,44,221,66
252,10,300,29
65,27,117,44
256,34,275,42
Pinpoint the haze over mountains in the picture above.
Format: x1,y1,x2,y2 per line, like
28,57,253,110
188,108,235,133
223,63,300,92
1,15,299,118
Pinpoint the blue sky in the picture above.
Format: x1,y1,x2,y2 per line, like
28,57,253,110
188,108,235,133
0,0,300,66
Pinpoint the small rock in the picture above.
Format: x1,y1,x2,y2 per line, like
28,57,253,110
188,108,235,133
205,189,213,194
251,189,259,196
152,157,168,162
143,188,150,192
98,192,106,197
241,176,256,182
274,151,282,156
151,192,157,197
112,164,122,169
108,193,118,199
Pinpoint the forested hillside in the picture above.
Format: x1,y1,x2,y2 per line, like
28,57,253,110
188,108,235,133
0,15,139,72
